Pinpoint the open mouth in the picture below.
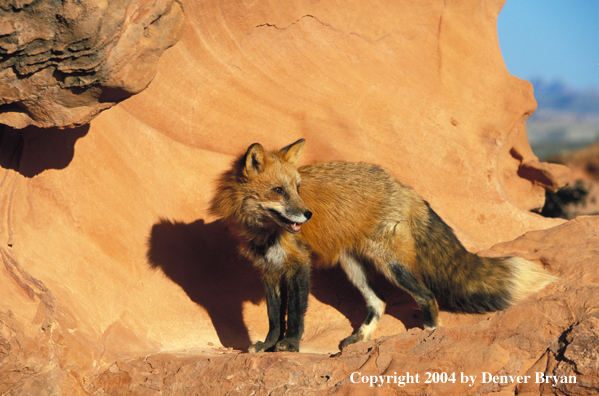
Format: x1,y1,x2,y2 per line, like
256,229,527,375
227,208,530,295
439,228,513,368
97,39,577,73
269,209,304,234
286,222,302,233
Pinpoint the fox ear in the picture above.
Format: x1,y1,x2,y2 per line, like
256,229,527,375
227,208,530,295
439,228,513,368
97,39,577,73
279,138,305,165
243,143,266,177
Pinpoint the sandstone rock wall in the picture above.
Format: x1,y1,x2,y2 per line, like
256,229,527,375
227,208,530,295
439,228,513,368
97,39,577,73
1,0,594,394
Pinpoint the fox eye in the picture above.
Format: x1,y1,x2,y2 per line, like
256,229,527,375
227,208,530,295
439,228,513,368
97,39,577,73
272,187,285,195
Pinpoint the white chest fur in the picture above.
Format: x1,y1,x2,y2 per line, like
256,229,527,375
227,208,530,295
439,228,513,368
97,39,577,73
255,240,287,272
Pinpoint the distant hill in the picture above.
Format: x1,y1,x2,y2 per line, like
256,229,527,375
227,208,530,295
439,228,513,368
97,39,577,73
529,78,599,117
526,78,599,160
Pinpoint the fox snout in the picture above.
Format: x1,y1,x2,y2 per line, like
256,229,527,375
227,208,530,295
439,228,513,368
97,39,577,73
269,207,312,234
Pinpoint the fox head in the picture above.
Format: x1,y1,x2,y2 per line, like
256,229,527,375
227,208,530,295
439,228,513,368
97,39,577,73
210,139,313,234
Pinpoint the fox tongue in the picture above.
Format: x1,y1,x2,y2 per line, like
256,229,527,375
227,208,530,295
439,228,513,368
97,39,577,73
290,222,301,232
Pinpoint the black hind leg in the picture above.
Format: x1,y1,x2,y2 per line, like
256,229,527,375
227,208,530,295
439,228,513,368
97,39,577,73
389,264,440,330
338,252,386,348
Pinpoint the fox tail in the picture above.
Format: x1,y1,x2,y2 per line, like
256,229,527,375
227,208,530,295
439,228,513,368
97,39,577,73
413,205,558,314
503,256,559,303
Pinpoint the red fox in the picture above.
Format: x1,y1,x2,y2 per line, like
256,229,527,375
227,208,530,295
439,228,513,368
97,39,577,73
209,139,558,353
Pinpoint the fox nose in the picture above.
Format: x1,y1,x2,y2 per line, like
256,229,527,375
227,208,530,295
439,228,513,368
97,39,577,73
304,211,312,221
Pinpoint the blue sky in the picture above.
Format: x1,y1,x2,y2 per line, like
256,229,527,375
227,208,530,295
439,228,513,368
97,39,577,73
498,0,599,89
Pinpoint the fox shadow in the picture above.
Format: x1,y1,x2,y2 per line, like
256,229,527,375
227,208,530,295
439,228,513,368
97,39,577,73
147,218,264,350
147,218,425,351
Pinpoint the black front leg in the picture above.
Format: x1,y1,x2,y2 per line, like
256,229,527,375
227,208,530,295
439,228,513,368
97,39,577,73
248,275,285,353
275,264,310,352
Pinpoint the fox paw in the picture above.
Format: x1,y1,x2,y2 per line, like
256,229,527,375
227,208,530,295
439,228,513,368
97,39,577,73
274,339,299,352
423,319,439,331
340,333,363,349
248,341,272,353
